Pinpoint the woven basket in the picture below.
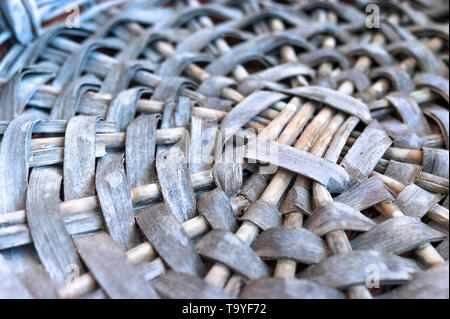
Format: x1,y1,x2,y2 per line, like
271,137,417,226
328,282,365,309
0,0,448,299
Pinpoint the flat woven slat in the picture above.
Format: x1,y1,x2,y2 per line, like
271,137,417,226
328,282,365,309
0,0,448,300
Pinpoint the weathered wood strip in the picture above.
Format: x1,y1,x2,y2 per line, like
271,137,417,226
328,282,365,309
219,91,286,146
341,121,392,185
244,139,351,193
305,202,376,237
0,208,104,250
189,116,217,174
351,216,446,255
17,264,59,299
135,203,205,276
369,66,414,93
340,43,394,66
324,116,360,164
389,262,449,299
381,118,423,149
197,76,236,98
335,70,370,93
334,177,394,211
26,167,83,284
422,147,449,179
0,119,116,135
385,93,433,137
282,86,372,124
74,232,159,299
251,62,314,83
204,34,311,76
125,114,160,187
212,161,243,198
239,63,314,95
423,105,449,149
197,189,237,231
63,115,97,200
30,144,106,167
0,252,32,299
196,230,269,279
156,147,196,222
299,48,351,70
158,52,211,77
29,128,183,152
240,278,345,299
49,75,101,120
238,200,281,231
0,67,55,121
239,173,268,203
278,184,312,215
298,250,421,289
95,153,139,250
0,112,44,277
443,196,449,209
106,87,150,131
436,238,449,260
136,258,166,283
252,226,328,264
0,111,44,214
175,25,248,53
414,73,449,103
388,41,447,76
384,160,421,186
0,170,214,237
153,271,231,299
396,184,443,219
160,96,192,130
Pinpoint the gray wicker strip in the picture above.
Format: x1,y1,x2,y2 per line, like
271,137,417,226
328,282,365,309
0,0,448,300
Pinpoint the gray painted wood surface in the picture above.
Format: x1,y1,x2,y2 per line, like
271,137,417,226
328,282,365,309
422,147,449,179
396,183,443,219
63,115,97,200
252,226,328,264
282,86,372,123
196,230,269,279
95,152,139,250
298,250,421,289
0,252,32,299
245,139,351,193
341,121,392,185
74,232,159,299
26,167,83,284
384,160,421,185
334,176,394,211
388,262,449,299
125,114,160,187
219,90,286,145
153,271,231,299
305,202,376,237
351,216,447,254
239,173,268,203
156,147,196,222
197,188,237,231
135,203,206,276
238,200,282,231
279,183,312,215
240,278,345,299
212,162,243,198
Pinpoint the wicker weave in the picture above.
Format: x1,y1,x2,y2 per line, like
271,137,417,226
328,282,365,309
0,0,448,299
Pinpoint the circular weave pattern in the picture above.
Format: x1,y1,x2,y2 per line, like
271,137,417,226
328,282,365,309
0,0,448,299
